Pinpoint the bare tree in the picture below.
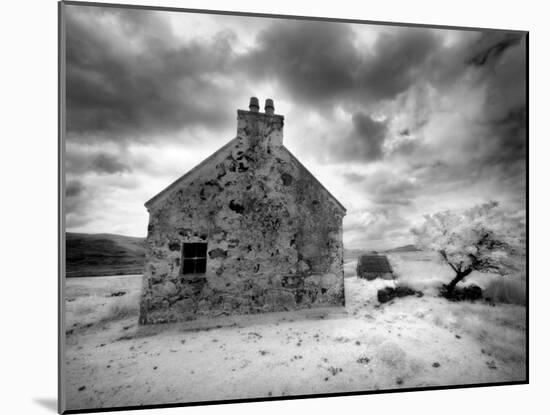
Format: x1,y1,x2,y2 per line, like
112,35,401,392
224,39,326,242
412,201,525,293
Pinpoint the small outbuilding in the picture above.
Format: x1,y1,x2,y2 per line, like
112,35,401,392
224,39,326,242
356,254,394,280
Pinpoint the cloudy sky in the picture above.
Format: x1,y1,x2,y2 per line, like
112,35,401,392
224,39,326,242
64,4,526,250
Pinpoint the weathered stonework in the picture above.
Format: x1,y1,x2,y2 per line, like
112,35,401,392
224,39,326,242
139,99,346,324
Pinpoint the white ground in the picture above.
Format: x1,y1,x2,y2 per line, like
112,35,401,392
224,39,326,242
64,252,526,411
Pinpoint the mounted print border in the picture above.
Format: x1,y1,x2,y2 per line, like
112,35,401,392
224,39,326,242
58,1,528,413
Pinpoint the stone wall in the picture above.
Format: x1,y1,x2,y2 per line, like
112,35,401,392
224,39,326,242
139,108,345,324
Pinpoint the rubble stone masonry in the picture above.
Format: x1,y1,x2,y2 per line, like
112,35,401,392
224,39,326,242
139,100,346,324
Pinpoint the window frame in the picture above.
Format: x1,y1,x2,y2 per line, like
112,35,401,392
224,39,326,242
180,242,208,275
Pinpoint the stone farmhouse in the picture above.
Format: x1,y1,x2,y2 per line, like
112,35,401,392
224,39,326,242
139,98,346,324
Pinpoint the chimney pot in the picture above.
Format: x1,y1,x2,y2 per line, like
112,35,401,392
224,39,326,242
265,98,274,115
249,97,259,112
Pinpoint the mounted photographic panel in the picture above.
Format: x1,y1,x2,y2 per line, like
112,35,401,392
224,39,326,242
58,1,528,413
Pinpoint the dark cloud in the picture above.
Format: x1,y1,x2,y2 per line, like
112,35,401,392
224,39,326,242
477,34,527,167
91,153,131,175
358,29,441,101
466,32,523,66
66,6,237,141
66,180,83,197
242,20,359,107
483,106,526,166
243,22,442,109
61,6,526,246
244,23,524,168
342,31,525,168
65,146,136,176
416,32,527,188
66,181,87,215
333,113,389,162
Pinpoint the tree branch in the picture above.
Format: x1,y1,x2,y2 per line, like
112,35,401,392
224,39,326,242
439,250,458,273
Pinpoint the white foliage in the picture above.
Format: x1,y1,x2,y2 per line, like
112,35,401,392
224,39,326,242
411,201,525,283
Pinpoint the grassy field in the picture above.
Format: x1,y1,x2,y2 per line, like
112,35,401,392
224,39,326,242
66,233,145,277
63,251,526,411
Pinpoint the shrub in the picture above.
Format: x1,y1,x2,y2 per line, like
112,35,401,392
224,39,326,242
440,284,483,302
377,284,423,303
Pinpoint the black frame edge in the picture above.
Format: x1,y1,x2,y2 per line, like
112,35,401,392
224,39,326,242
58,1,67,413
63,380,529,414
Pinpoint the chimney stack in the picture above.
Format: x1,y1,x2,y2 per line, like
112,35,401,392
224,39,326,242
249,96,259,112
237,97,284,148
265,99,274,115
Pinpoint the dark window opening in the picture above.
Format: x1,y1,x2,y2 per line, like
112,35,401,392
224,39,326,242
181,242,207,274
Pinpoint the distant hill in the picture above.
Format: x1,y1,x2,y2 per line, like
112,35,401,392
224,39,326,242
343,248,368,261
385,244,420,253
344,244,420,260
66,233,146,277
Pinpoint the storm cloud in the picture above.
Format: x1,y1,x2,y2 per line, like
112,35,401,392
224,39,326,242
63,5,527,250
467,32,524,66
243,21,442,109
358,29,441,101
91,153,131,175
66,180,84,198
242,21,359,106
333,113,389,162
66,6,237,141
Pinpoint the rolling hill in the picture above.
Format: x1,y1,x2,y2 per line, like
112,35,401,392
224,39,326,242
385,244,420,253
65,233,146,277
343,244,420,261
